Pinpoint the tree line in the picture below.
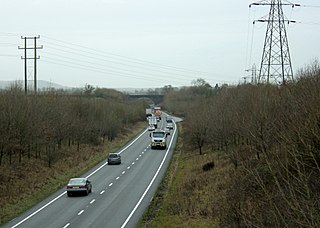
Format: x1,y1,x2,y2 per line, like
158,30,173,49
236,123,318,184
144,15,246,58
0,85,147,168
163,62,320,227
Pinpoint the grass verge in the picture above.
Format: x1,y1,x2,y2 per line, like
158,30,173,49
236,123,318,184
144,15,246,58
138,123,233,228
0,122,146,226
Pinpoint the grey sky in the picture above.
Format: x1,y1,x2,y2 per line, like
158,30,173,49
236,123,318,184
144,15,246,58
0,0,319,89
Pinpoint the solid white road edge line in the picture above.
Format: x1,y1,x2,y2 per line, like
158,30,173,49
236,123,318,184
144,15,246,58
11,191,67,228
86,128,147,179
120,122,177,228
10,128,148,227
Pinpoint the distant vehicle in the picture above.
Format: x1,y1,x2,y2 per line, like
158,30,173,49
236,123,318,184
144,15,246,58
154,106,162,120
165,126,170,135
146,108,152,118
148,115,158,128
108,153,121,165
67,178,92,196
166,121,174,130
148,125,156,131
150,130,167,149
166,116,172,122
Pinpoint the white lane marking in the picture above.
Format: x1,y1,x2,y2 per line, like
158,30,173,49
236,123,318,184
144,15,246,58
139,154,142,157
85,161,108,179
118,129,148,155
109,183,113,187
11,191,66,228
121,122,177,228
127,166,131,169
11,128,148,227
62,223,70,228
116,176,120,180
78,210,84,216
132,162,135,165
86,129,147,179
142,151,145,154
90,199,96,204
136,158,139,161
122,171,126,175
100,190,105,195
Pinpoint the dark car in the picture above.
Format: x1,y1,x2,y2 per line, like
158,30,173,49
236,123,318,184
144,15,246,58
108,153,121,165
67,178,92,196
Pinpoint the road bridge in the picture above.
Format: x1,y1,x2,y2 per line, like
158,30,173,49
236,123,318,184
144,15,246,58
127,94,164,105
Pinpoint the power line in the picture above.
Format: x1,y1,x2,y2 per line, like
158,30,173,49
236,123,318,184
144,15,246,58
41,59,184,85
41,51,199,81
41,35,215,75
39,37,234,85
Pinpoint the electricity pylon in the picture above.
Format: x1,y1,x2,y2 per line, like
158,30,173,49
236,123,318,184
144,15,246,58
250,0,298,85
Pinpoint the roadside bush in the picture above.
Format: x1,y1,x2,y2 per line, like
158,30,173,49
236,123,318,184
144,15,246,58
160,61,320,227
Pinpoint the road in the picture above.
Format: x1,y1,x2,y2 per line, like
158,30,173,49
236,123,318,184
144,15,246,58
3,116,179,228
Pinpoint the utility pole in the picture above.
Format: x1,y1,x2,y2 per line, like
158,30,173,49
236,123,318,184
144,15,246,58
250,1,299,85
18,35,43,94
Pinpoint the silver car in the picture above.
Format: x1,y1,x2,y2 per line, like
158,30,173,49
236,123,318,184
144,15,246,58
67,178,92,196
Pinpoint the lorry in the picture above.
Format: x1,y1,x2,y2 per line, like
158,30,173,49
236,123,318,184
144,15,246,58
146,108,152,118
150,130,167,149
154,106,162,120
148,115,158,129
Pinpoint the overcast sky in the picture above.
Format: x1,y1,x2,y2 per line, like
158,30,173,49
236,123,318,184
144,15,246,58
0,0,319,89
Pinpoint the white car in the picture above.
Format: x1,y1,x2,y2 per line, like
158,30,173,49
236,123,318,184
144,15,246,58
166,122,174,129
148,125,155,131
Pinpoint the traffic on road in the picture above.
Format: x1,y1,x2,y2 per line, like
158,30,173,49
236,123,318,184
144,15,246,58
4,110,178,228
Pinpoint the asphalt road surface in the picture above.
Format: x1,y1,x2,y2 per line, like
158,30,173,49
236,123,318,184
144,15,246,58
4,116,179,228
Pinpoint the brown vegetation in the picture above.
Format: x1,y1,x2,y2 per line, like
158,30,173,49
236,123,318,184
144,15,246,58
145,61,320,227
0,86,148,225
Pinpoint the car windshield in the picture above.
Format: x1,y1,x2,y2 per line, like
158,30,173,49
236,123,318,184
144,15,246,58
109,154,118,158
69,179,86,185
153,132,165,138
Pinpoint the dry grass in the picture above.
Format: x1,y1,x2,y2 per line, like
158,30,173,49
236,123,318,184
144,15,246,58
0,122,145,225
140,124,234,228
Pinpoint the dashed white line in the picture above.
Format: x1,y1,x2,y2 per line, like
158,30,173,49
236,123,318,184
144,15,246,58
120,121,177,228
136,158,139,161
78,210,84,216
62,223,70,228
127,166,131,169
10,129,149,228
139,154,142,157
116,176,120,180
109,183,113,187
122,171,126,175
132,162,135,165
90,199,96,204
100,190,105,194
